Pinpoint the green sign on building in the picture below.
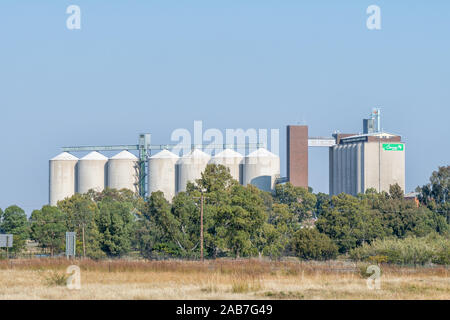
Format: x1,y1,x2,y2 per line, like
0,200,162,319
383,143,404,151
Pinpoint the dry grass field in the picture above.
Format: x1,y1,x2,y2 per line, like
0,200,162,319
0,259,448,300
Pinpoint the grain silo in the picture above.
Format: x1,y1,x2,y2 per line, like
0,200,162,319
243,148,280,192
329,132,405,196
148,149,179,201
177,149,211,193
107,150,138,193
77,151,108,194
49,152,78,206
210,149,243,184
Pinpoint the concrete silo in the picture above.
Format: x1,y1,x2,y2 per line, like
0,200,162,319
49,152,78,206
177,149,211,193
329,132,405,196
210,149,243,184
243,148,280,192
77,151,108,194
107,150,138,193
148,149,179,201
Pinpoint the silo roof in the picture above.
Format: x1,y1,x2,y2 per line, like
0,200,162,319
150,149,179,159
51,152,79,161
213,149,243,158
247,148,278,158
179,149,211,163
111,150,138,160
183,149,211,159
80,151,108,161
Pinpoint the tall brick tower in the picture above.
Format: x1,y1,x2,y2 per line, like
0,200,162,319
286,125,308,188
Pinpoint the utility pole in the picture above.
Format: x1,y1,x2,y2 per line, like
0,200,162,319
200,192,204,262
194,191,208,262
82,223,86,258
378,136,381,193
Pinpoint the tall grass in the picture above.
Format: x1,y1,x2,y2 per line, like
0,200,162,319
0,258,446,277
43,270,69,287
0,258,448,299
349,234,450,266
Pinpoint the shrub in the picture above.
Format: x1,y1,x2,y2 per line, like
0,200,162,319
358,263,383,279
44,270,68,287
349,233,450,265
231,277,262,293
291,228,338,261
368,255,388,264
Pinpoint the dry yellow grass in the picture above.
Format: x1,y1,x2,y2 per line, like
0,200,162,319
0,259,448,299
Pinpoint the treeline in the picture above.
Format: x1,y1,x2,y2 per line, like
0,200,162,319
0,165,448,265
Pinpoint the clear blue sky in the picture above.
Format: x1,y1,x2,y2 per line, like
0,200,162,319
0,1,449,213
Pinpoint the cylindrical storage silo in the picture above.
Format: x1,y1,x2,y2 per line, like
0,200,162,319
77,151,108,194
177,149,211,193
332,145,339,195
149,149,179,201
49,152,78,206
209,149,243,184
344,145,351,194
356,143,362,194
337,145,344,194
107,150,138,193
350,144,357,196
243,148,280,192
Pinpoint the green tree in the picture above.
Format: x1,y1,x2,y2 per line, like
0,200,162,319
261,203,299,258
136,191,182,258
30,206,66,256
214,185,267,258
89,188,144,211
57,194,104,259
417,166,450,223
314,192,330,217
188,164,241,258
378,199,448,238
428,166,449,204
0,205,29,254
389,183,404,200
194,164,238,194
274,183,317,223
96,199,135,257
171,192,201,257
291,228,338,261
316,193,386,253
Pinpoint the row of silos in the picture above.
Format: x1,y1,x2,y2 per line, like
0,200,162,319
149,148,280,200
49,151,138,206
50,147,280,205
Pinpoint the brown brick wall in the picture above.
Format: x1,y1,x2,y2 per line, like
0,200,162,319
287,125,308,188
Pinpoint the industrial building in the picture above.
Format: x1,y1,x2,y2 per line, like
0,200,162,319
49,108,405,205
49,145,280,205
328,109,405,195
329,131,405,196
285,108,406,196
